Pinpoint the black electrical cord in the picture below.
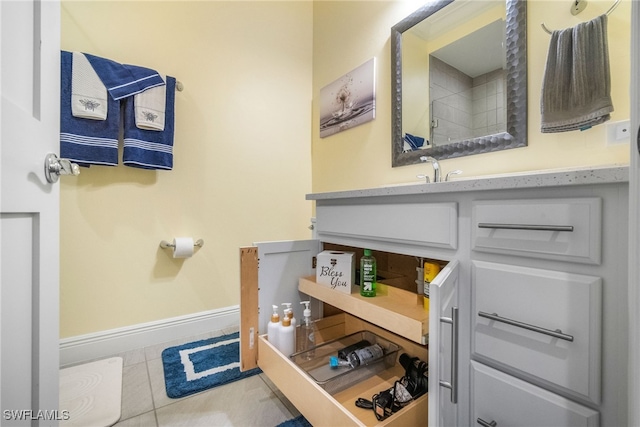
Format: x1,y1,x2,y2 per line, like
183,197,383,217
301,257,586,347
355,398,373,409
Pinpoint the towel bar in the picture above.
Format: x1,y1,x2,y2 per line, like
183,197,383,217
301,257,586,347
541,0,621,34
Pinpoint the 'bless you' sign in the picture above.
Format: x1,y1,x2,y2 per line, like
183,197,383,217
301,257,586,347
316,251,355,294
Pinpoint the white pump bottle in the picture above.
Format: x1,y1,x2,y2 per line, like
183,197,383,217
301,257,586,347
267,305,280,350
282,302,296,329
279,312,295,356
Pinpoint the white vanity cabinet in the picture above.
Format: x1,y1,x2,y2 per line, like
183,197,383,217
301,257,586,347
470,184,629,426
240,166,628,427
240,196,462,426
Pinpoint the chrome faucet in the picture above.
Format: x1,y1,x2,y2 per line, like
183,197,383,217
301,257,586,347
419,156,441,183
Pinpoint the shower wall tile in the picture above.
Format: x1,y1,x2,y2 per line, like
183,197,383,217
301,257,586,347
472,68,507,136
429,56,473,145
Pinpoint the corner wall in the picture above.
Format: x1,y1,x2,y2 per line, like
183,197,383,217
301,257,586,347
60,1,313,338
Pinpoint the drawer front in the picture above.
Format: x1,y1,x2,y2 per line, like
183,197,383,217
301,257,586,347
472,362,600,427
472,261,602,403
472,197,601,264
316,202,457,249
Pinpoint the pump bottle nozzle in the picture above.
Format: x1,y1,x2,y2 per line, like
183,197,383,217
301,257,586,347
300,301,311,317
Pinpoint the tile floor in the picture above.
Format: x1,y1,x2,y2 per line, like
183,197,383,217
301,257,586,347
66,326,301,427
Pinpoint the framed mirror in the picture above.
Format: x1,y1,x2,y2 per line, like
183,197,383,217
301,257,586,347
391,0,527,167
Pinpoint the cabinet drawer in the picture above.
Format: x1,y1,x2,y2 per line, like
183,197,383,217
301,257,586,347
472,261,602,403
471,198,601,264
258,314,429,427
472,362,599,426
316,202,457,250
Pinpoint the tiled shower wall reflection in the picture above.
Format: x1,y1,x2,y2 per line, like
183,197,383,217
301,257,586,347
430,56,506,146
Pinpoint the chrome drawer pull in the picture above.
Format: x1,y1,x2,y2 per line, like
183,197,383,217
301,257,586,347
478,311,574,342
477,418,497,427
439,306,459,404
477,223,574,232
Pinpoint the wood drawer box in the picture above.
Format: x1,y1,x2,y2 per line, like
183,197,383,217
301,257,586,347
471,362,599,426
472,261,602,403
258,313,429,427
471,198,601,264
316,202,458,250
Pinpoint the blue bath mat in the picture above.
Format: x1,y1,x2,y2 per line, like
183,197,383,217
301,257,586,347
276,415,312,427
161,332,261,399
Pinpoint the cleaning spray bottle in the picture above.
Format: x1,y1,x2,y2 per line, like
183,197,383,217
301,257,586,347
268,305,280,350
298,301,318,359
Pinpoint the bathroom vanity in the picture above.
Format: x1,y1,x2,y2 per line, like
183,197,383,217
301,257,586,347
240,166,629,426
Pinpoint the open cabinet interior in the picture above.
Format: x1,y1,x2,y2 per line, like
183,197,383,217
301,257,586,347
240,241,454,426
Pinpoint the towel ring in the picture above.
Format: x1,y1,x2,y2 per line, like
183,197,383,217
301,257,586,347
541,0,621,34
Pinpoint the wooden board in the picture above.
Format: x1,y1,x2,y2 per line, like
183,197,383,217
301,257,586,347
240,246,259,371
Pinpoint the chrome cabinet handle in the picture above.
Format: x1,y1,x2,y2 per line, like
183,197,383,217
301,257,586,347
44,153,80,183
478,311,574,342
477,223,574,232
439,306,459,404
477,417,497,427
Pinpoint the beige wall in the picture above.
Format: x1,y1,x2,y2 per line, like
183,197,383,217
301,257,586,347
311,0,631,193
60,1,313,337
61,0,631,338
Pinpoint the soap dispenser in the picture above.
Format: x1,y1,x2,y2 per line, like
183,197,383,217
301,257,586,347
282,303,297,329
298,301,318,359
279,315,295,356
268,305,280,350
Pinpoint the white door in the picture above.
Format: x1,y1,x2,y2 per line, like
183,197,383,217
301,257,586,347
1,1,61,425
629,1,640,425
428,259,459,427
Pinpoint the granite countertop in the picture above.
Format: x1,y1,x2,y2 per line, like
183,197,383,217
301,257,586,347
307,165,629,200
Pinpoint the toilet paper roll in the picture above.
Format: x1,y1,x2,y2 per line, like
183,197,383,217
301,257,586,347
173,237,194,258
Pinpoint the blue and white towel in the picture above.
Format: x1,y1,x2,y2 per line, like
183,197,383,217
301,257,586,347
403,133,426,151
134,80,166,131
60,51,119,166
83,53,165,101
71,52,108,120
123,76,176,170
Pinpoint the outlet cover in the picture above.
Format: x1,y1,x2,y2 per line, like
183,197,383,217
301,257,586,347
606,120,631,145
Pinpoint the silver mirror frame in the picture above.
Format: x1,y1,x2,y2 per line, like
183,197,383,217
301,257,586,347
391,0,527,167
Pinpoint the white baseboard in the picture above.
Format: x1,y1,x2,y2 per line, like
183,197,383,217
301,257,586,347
59,305,239,366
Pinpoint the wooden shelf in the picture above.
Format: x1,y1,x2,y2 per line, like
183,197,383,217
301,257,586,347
299,276,429,344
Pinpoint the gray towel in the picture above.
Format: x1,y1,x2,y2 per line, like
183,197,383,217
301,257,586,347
541,14,613,133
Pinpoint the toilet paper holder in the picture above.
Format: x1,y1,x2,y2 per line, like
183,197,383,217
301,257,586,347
160,239,204,249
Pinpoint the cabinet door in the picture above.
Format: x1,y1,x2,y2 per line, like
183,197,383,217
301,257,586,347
240,240,320,370
429,259,460,427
